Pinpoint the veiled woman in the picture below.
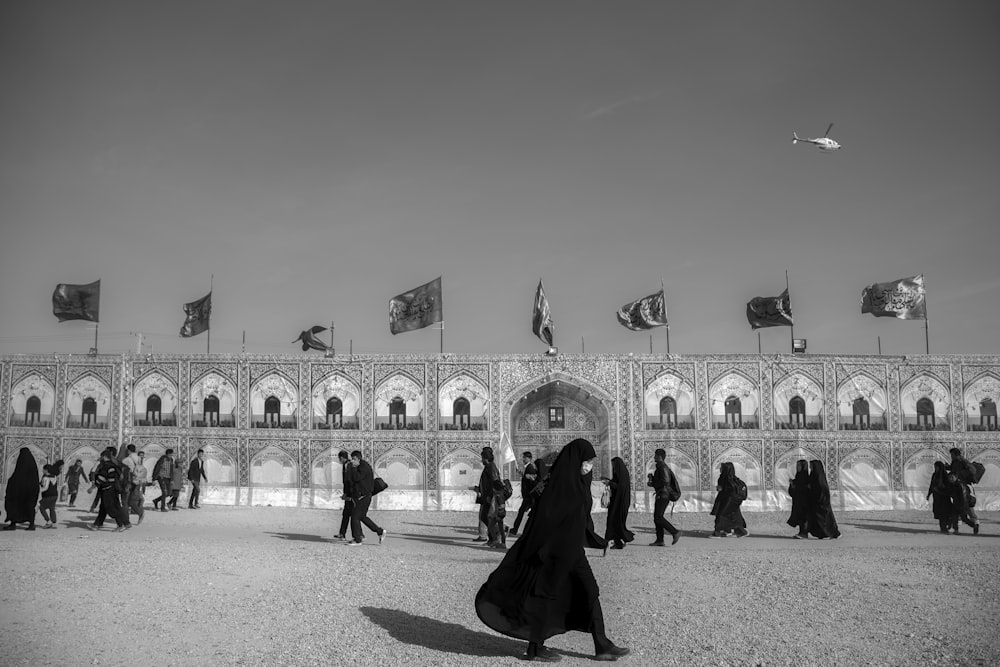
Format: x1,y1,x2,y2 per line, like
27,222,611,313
805,460,840,539
476,438,630,662
3,447,40,531
786,459,810,539
709,461,748,538
603,457,634,550
926,461,956,534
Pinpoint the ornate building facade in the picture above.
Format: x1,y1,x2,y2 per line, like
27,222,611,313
2,352,998,512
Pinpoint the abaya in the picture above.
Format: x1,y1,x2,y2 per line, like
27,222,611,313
603,457,634,548
476,438,625,659
805,460,840,539
927,461,955,533
710,462,747,534
4,447,40,528
786,459,810,536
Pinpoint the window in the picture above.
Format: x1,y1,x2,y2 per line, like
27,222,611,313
852,397,870,428
724,396,742,427
204,395,220,426
146,394,162,425
659,396,677,428
916,397,935,428
453,397,470,430
789,396,806,428
26,395,41,425
389,397,406,428
548,406,564,428
264,396,281,426
981,398,997,429
82,397,97,426
326,396,343,427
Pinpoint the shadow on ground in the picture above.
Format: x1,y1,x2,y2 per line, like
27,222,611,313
359,607,595,661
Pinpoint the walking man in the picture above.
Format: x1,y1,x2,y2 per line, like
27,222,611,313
129,451,149,524
648,448,681,546
152,448,174,512
65,459,87,507
948,447,981,535
347,450,387,546
509,451,538,536
89,449,128,532
119,444,140,516
471,447,503,549
187,449,207,508
335,450,354,541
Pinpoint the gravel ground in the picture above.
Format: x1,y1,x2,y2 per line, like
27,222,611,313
1,504,998,667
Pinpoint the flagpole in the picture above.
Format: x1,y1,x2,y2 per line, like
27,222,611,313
330,321,335,354
93,322,99,355
649,335,653,354
924,313,930,355
242,330,246,354
440,322,444,354
666,325,670,354
786,270,793,354
661,278,669,354
581,336,584,354
207,274,214,354
758,331,762,355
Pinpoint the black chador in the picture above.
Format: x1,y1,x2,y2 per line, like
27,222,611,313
475,439,629,662
786,459,810,538
4,447,39,530
805,460,840,539
603,457,634,550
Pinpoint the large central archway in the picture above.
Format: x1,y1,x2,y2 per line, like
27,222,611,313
505,374,613,481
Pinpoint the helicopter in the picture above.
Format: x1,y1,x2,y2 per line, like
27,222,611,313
792,123,841,151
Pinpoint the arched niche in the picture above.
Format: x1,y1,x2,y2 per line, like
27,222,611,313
250,447,297,487
133,372,179,426
644,448,698,497
201,445,236,486
374,448,423,489
773,373,824,429
310,448,349,490
709,373,760,429
839,448,891,509
644,373,696,430
9,374,56,427
711,447,763,491
439,448,484,489
900,375,951,430
836,373,888,430
774,447,823,492
374,374,424,430
964,374,1000,431
250,373,299,428
438,374,489,431
310,374,360,429
902,448,948,496
190,372,238,427
65,374,112,428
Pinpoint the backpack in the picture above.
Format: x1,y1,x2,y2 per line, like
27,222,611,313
667,470,682,502
733,478,748,502
501,479,514,502
971,461,985,484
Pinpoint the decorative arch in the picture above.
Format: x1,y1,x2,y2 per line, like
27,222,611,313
133,371,179,426
250,447,298,487
644,447,698,498
374,448,424,489
839,448,892,508
774,447,823,493
964,374,1000,431
190,372,238,427
438,373,489,430
773,373,824,429
374,374,424,430
900,375,950,430
439,447,484,489
711,446,763,490
65,373,112,428
9,374,56,427
311,373,361,428
709,372,759,429
836,373,888,430
250,373,299,428
644,372,695,429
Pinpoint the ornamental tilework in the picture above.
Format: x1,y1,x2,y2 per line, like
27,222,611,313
11,364,57,389
439,363,489,389
374,363,424,387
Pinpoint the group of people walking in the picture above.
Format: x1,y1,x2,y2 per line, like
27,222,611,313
927,447,983,535
785,459,841,539
1,445,207,532
335,449,389,546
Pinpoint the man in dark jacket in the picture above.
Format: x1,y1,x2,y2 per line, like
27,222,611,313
335,450,354,541
152,448,174,512
648,448,681,546
89,449,128,532
509,451,538,537
948,447,980,535
472,447,504,549
347,450,387,546
187,449,207,508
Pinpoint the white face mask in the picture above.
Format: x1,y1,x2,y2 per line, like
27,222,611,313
581,461,594,475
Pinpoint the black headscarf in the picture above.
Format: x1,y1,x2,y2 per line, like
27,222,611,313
604,457,634,545
476,438,598,641
717,461,737,490
5,447,40,524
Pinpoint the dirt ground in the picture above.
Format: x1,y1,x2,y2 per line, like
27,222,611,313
1,503,998,667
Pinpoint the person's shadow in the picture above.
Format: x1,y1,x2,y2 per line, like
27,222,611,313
359,607,591,660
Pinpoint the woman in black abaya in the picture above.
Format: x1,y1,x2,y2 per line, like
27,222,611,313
805,460,840,539
476,438,630,663
603,457,634,550
926,461,956,533
786,459,810,539
4,447,40,531
709,461,748,538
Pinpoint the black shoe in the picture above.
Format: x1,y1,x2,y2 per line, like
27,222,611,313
472,537,487,542
974,524,980,535
595,645,630,661
671,532,681,545
509,529,518,536
524,646,562,662
649,540,666,547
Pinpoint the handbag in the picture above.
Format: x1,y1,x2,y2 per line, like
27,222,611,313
373,477,388,496
599,485,610,509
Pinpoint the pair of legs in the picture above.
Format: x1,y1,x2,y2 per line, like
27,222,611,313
188,480,201,508
67,485,80,506
479,501,503,546
129,487,146,524
652,497,679,545
153,479,172,511
511,496,534,534
349,495,383,543
336,498,354,538
39,497,58,526
168,489,181,509
94,487,127,528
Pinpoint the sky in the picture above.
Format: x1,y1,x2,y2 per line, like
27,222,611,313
1,2,998,358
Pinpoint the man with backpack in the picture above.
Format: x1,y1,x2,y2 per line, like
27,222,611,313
151,449,174,513
88,448,129,532
470,446,505,550
948,448,981,535
647,448,681,546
